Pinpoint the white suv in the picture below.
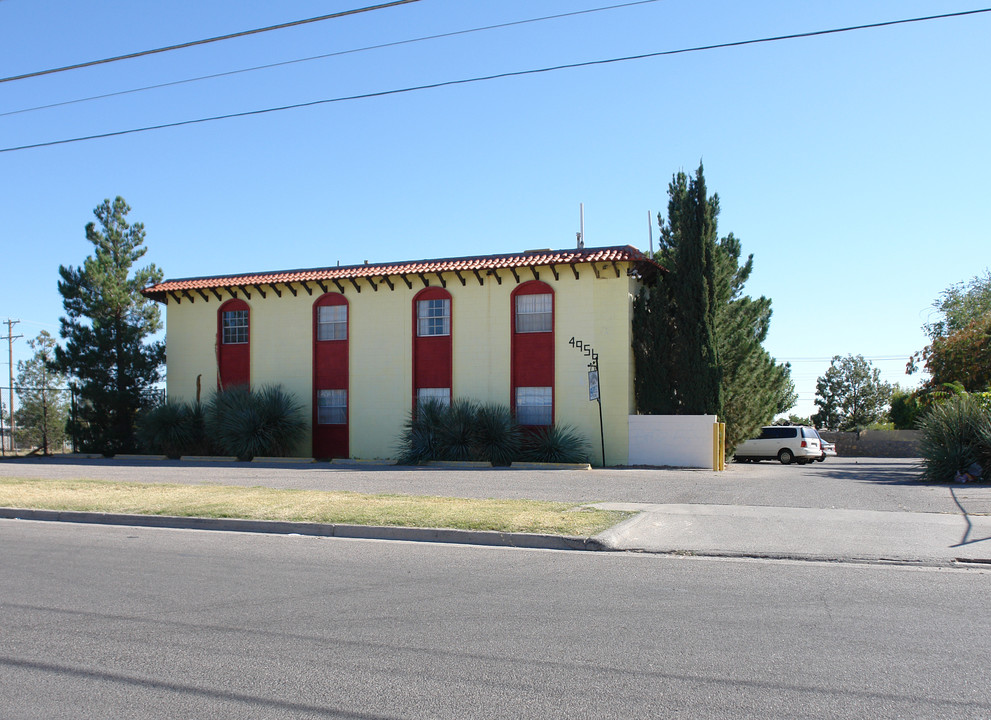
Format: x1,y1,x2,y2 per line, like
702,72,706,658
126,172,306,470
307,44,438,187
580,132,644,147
733,425,822,465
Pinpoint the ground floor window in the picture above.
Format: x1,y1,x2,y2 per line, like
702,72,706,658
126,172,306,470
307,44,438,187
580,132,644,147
222,309,249,344
417,387,451,409
317,389,347,424
515,386,552,425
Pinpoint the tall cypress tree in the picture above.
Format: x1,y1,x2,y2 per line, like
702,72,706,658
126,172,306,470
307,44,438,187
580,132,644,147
54,197,164,454
635,164,722,416
634,164,794,447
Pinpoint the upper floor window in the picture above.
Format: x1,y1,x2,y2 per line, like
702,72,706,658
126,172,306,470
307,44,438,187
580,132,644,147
317,304,347,341
515,293,552,333
222,310,249,344
417,298,450,336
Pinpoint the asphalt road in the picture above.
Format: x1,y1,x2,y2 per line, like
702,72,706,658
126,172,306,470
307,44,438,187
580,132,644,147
3,456,989,516
3,520,990,719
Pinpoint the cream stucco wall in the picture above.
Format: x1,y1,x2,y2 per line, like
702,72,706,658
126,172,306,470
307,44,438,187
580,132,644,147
163,260,641,463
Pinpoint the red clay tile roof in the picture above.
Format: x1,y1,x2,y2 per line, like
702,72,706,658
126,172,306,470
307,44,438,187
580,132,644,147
142,245,664,302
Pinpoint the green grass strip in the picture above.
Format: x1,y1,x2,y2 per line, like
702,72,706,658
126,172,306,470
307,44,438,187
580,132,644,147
0,477,630,537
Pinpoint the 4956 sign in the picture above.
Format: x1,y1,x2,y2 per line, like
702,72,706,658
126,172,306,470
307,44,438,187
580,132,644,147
569,337,604,464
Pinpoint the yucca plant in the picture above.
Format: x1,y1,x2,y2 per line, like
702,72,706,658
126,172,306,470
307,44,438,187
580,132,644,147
434,398,480,461
521,424,591,464
472,403,520,465
916,394,991,482
205,385,306,460
395,399,447,465
137,401,196,458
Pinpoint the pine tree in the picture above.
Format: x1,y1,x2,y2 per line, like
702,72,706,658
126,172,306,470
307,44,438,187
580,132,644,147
635,164,722,416
634,165,794,449
53,197,164,454
14,331,69,454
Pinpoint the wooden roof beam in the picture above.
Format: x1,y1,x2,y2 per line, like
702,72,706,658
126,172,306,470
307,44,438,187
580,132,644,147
195,289,210,302
168,291,181,304
267,284,281,298
252,284,267,299
332,279,346,294
509,267,520,284
472,269,484,286
285,283,298,297
569,263,580,280
529,266,539,281
434,272,447,288
453,269,466,286
380,275,395,291
181,290,195,303
399,274,413,289
209,287,223,302
301,281,313,296
348,277,361,293
548,264,560,281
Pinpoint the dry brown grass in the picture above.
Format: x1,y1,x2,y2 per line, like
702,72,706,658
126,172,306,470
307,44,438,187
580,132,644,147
0,477,629,536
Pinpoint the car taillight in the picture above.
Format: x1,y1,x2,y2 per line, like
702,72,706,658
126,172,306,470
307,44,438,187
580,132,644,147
801,440,807,447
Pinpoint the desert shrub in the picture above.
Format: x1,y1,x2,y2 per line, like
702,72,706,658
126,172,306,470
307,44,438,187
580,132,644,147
433,398,481,461
204,385,306,460
916,394,991,482
395,400,446,465
137,401,208,458
521,424,591,464
472,403,521,465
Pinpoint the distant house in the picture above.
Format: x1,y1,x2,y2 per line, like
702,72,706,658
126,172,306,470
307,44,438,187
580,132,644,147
142,246,664,464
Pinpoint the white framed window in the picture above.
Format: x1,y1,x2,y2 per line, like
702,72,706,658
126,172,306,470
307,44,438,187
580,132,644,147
417,298,450,337
317,389,347,424
515,293,552,333
317,304,347,341
222,310,249,344
417,387,450,409
515,386,552,425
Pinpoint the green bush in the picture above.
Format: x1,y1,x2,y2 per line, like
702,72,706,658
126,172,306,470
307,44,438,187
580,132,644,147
395,399,585,465
472,404,521,465
204,385,306,460
521,424,591,464
916,394,991,482
137,401,208,458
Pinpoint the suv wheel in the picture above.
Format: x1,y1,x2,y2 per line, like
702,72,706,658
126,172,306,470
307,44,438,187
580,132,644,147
778,449,794,465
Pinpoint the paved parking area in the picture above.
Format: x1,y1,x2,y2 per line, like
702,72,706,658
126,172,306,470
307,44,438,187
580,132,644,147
2,456,989,516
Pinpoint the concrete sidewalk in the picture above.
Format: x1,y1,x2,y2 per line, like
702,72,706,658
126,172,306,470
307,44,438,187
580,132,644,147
591,503,991,565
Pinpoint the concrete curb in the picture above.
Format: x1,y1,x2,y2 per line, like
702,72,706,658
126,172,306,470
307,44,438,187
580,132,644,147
0,507,607,552
510,462,593,470
250,456,316,464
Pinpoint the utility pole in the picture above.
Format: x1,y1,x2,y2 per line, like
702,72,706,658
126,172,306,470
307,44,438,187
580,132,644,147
3,319,22,454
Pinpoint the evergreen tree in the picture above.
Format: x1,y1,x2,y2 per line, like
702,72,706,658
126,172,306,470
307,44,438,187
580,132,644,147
634,164,793,449
635,164,721,415
14,331,69,454
713,234,795,449
53,197,164,454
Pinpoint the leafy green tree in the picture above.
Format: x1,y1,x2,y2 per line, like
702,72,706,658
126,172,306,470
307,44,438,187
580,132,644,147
889,387,923,430
634,164,793,449
910,270,991,393
14,331,68,454
813,354,893,431
53,197,164,454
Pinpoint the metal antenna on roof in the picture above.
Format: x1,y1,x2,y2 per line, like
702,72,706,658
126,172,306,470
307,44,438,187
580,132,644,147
577,203,584,249
647,210,653,255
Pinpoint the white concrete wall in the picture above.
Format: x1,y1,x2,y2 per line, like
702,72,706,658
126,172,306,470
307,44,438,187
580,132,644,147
628,415,717,468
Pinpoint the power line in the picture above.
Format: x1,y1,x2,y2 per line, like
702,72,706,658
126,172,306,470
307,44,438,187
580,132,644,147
0,0,420,84
1,0,664,118
4,6,989,154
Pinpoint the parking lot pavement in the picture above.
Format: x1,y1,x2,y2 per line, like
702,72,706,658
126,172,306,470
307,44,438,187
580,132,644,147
1,456,988,516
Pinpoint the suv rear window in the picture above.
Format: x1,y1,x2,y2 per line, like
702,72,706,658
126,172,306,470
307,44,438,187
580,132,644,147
759,427,797,439
801,427,819,438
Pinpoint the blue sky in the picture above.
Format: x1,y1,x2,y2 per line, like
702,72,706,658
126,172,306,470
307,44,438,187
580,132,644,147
1,0,987,419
